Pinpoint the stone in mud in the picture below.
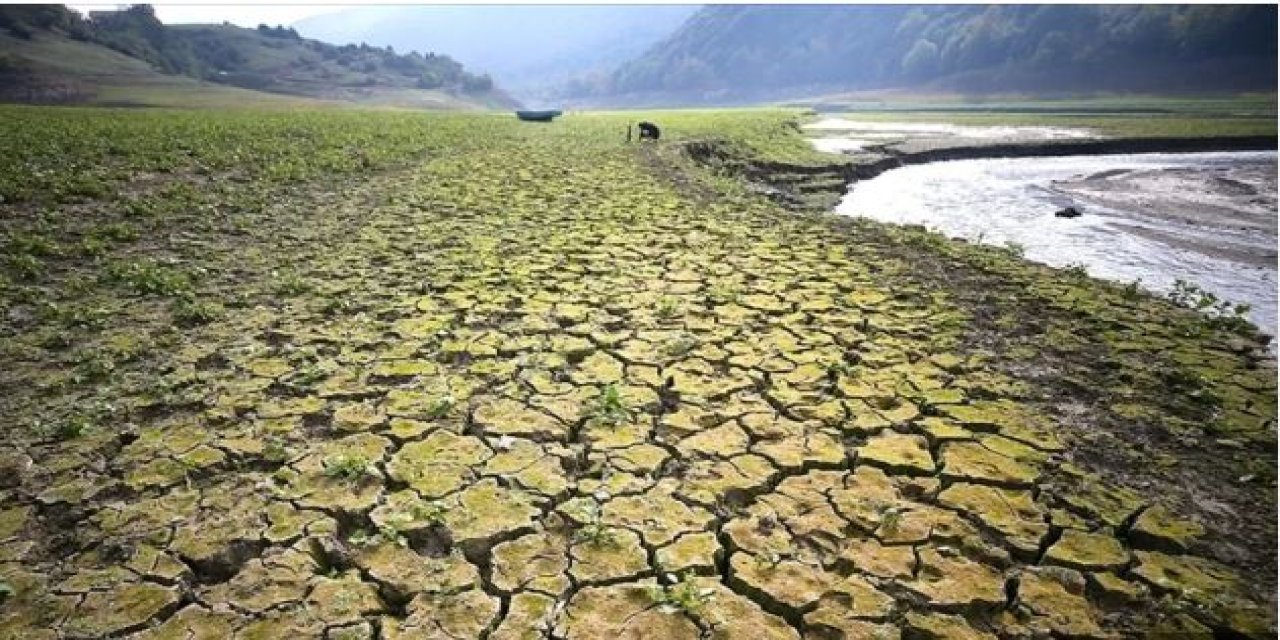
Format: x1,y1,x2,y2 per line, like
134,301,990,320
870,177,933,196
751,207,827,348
570,527,650,585
490,531,571,595
555,582,701,640
1129,504,1205,553
728,554,833,615
904,547,1007,611
1130,550,1244,603
1014,566,1103,638
1044,529,1129,571
353,543,479,598
657,532,721,574
694,578,799,640
677,454,779,507
332,401,386,432
856,431,935,475
305,572,386,626
939,442,1039,487
602,482,716,547
835,537,916,579
1086,571,1147,605
442,478,541,554
382,590,501,639
63,582,180,638
936,483,1048,557
133,604,240,639
473,396,568,441
387,430,490,497
490,592,558,640
903,611,998,640
201,547,315,613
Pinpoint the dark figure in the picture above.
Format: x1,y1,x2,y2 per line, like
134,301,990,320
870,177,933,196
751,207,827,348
1054,206,1082,219
638,121,660,141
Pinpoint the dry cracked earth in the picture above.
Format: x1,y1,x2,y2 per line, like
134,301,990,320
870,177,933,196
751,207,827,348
0,114,1276,639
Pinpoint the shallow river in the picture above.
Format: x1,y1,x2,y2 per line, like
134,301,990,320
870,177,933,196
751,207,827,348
833,151,1278,336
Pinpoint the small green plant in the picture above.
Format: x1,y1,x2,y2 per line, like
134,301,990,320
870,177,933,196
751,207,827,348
425,395,455,419
103,259,192,296
73,349,117,383
584,384,630,428
290,363,328,389
377,523,409,548
4,254,45,280
273,271,313,297
663,333,699,358
878,505,906,534
171,296,220,327
5,232,59,262
1122,279,1143,300
656,296,681,319
0,580,13,603
574,503,616,547
263,438,289,462
323,454,375,483
1063,263,1089,279
647,571,715,616
1167,279,1254,334
707,282,740,304
409,500,448,526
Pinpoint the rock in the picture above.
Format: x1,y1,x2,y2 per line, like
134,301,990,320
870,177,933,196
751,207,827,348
856,431,935,475
490,592,558,639
903,611,998,639
904,547,1007,610
1055,206,1082,218
835,537,916,579
1129,504,1205,552
353,543,479,599
63,582,180,638
937,483,1047,557
1044,529,1129,571
1015,566,1102,637
555,582,701,640
382,590,500,639
386,430,490,497
939,442,1039,488
657,532,721,574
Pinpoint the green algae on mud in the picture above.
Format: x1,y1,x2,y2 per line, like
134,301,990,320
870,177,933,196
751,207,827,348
0,106,1275,639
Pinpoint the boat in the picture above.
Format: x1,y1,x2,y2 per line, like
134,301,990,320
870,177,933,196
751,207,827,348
516,110,563,122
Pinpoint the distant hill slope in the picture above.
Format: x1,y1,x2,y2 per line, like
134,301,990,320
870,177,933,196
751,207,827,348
0,4,516,109
592,5,1278,105
294,5,698,104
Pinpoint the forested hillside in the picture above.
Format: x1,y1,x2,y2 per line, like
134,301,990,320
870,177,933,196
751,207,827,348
591,5,1277,104
0,4,513,108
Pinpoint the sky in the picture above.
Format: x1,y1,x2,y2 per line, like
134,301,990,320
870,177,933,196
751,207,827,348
68,4,353,28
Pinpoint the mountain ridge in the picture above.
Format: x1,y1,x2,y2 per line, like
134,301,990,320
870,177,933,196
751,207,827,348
581,5,1278,106
0,4,515,109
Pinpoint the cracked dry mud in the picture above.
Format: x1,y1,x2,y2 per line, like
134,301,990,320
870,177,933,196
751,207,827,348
0,111,1275,639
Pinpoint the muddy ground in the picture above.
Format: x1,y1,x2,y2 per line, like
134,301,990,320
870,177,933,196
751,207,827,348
0,111,1275,639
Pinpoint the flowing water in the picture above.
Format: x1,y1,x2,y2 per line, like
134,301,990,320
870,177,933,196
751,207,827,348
832,151,1278,335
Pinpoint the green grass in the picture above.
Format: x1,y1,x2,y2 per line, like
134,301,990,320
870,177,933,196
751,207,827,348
806,94,1277,138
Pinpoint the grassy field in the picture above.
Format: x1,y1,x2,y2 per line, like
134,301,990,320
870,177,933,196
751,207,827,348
799,94,1278,138
0,106,1275,638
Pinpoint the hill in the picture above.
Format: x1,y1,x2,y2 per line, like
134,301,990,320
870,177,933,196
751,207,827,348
589,5,1278,105
293,5,698,105
0,4,515,109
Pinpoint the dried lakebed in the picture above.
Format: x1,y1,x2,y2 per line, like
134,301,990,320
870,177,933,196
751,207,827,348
0,110,1275,639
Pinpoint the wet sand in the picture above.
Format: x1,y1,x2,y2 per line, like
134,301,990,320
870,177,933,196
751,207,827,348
1050,161,1277,268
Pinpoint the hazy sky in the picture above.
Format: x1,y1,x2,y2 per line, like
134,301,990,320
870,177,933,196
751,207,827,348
69,4,352,28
